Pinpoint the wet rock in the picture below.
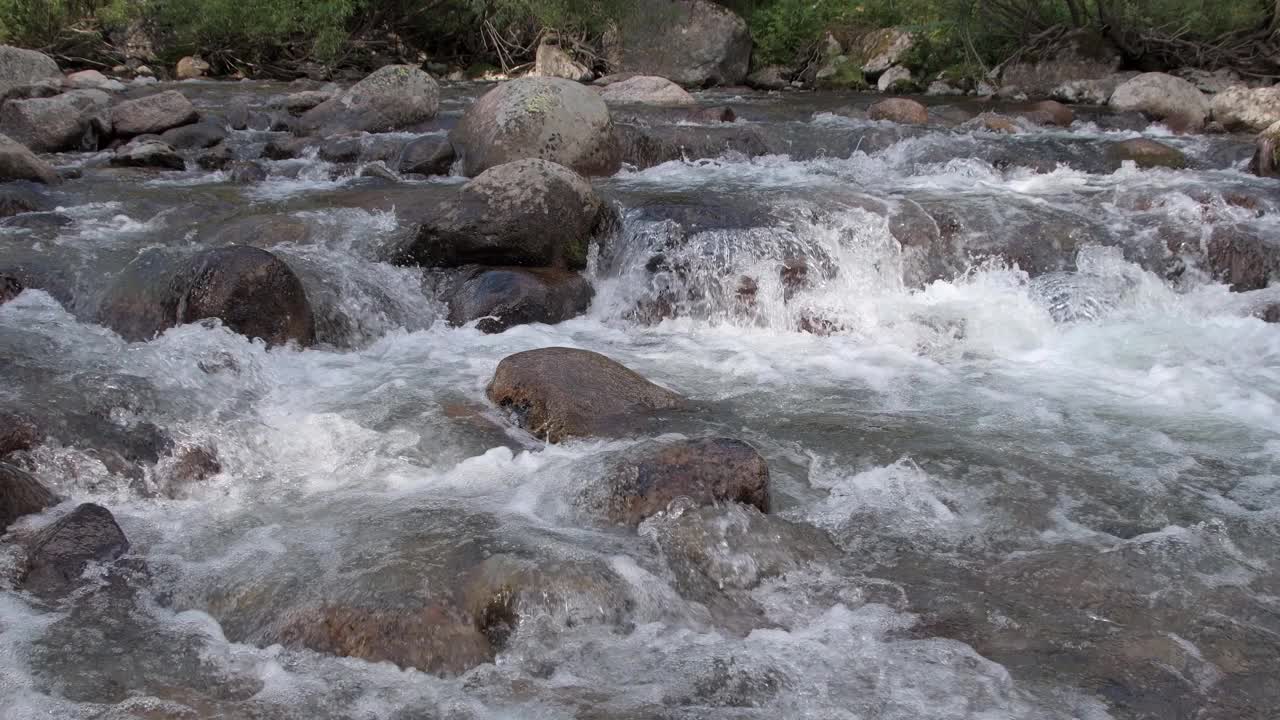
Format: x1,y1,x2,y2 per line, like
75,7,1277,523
159,121,227,149
1106,138,1187,170
999,29,1121,96
64,69,124,92
316,134,363,162
296,65,439,136
535,40,591,82
0,273,22,304
868,98,929,125
396,158,606,270
450,77,620,177
599,75,696,105
1206,225,1279,292
963,113,1020,134
97,245,316,347
206,214,312,247
226,99,249,130
0,182,53,217
442,266,594,333
746,65,789,90
195,142,233,170
0,132,59,184
275,605,492,676
1253,120,1280,179
111,90,199,137
0,410,42,457
1213,85,1280,132
398,135,454,176
615,123,769,168
166,445,222,492
110,138,184,170
604,0,751,87
486,347,684,442
1261,304,1280,323
1028,100,1073,126
585,438,770,526
1109,72,1209,130
278,90,333,114
261,136,310,160
228,161,267,184
175,56,210,80
23,503,129,595
877,65,912,92
1050,75,1129,105
357,162,398,181
0,45,61,98
0,89,111,152
0,461,58,532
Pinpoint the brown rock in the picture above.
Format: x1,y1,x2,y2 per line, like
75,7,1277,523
275,605,492,676
964,113,1020,134
1029,100,1073,126
0,411,42,457
1105,138,1187,170
24,503,128,595
0,461,57,532
1206,225,1279,292
0,273,22,304
590,438,770,526
868,98,929,125
486,347,684,442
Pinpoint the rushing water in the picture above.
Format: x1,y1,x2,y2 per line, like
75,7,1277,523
1,79,1278,720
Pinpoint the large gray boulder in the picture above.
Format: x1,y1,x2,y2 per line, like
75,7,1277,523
605,0,751,87
395,158,607,269
599,75,696,105
1212,85,1280,132
1109,72,1210,130
0,45,60,99
0,89,110,152
0,133,59,184
111,90,198,137
296,65,439,136
450,77,620,177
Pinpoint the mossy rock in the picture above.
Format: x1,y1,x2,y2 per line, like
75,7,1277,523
815,55,869,91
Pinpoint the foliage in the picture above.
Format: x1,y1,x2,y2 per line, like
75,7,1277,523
148,0,361,65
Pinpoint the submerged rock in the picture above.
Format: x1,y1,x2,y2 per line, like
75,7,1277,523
442,266,594,333
24,503,129,595
97,246,316,346
275,605,492,676
868,98,929,125
1028,100,1073,127
111,90,198,137
450,77,620,177
1106,138,1187,170
615,123,769,168
0,461,58,532
585,437,770,526
296,65,439,136
1109,73,1209,130
0,273,22,304
0,182,53,217
599,75,697,106
0,133,58,184
0,89,110,152
1206,225,1279,292
396,159,607,269
398,135,454,176
963,113,1021,134
486,347,684,442
604,0,751,87
0,410,43,457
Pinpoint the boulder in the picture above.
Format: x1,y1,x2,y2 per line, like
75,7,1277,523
1050,76,1129,105
397,159,606,269
1252,120,1280,179
64,69,124,92
868,98,929,125
999,29,1121,96
615,123,769,168
486,347,684,442
1106,138,1187,170
1211,86,1280,132
1109,73,1209,130
746,65,789,90
604,0,751,87
96,246,316,347
1029,100,1073,127
0,89,111,152
175,56,211,80
23,503,129,595
110,139,185,170
599,75,696,105
450,77,620,177
398,135,455,176
0,133,59,184
877,65,912,93
535,41,591,82
855,28,913,74
159,121,227,149
195,142,233,170
111,90,198,137
1262,304,1280,323
586,438,770,526
1206,226,1279,292
274,605,492,676
296,65,439,136
0,461,58,532
442,266,594,333
0,274,21,304
0,45,61,99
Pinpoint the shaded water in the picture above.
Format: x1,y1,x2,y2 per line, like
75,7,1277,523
1,80,1278,719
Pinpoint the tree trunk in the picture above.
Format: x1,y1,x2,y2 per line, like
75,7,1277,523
1064,0,1085,28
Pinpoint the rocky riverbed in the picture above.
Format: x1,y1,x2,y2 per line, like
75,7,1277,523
1,54,1279,720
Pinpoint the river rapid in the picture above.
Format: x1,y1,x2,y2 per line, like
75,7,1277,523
1,79,1278,720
